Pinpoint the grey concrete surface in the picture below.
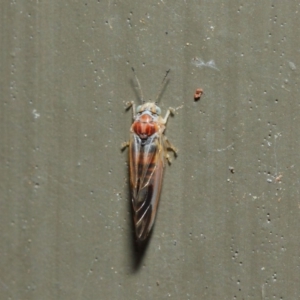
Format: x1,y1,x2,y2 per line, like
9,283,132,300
1,1,300,299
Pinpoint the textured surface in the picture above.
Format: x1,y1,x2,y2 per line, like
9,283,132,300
1,1,300,299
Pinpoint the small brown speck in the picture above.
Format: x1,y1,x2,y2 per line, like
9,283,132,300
194,88,203,101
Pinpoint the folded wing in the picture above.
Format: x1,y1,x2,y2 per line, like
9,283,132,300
129,133,165,241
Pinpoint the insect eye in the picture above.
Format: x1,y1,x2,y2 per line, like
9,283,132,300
155,106,161,115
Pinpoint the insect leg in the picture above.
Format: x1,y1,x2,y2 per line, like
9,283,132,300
165,137,177,154
125,101,136,120
121,141,130,150
161,107,175,124
163,136,178,164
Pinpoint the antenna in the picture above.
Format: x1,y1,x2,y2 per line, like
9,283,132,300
131,67,144,103
155,69,170,103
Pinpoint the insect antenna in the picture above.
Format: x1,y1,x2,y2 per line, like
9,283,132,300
131,67,144,103
155,69,170,103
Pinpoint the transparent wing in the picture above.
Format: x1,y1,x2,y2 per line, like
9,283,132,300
129,133,165,241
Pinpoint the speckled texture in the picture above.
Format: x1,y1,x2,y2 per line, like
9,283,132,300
1,1,299,299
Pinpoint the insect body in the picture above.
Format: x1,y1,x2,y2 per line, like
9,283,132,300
123,69,177,241
126,101,177,241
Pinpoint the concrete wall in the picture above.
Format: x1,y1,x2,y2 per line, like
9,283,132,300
1,1,299,299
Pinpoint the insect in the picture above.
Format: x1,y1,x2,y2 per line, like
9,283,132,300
123,68,177,242
194,88,203,101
